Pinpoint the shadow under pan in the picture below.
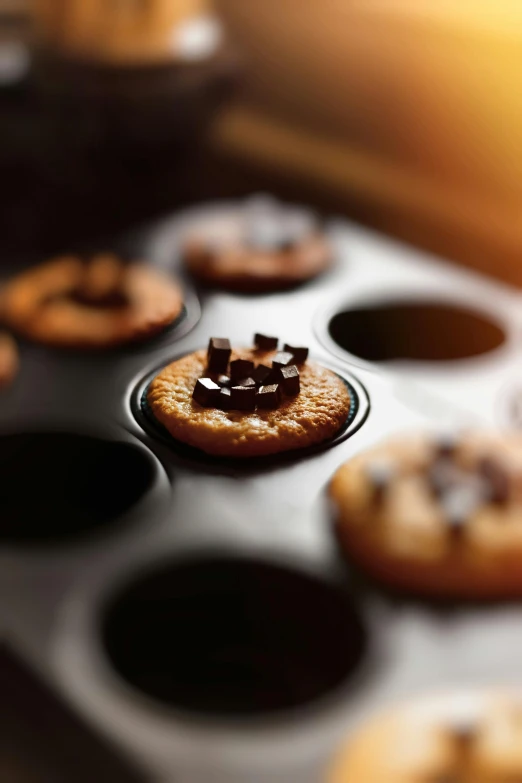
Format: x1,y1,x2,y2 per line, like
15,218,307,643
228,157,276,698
0,432,155,545
101,555,369,718
328,301,506,362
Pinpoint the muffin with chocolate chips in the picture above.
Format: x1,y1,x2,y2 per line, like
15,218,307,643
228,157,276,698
146,333,351,457
328,689,522,783
330,431,522,598
182,197,333,293
1,253,184,349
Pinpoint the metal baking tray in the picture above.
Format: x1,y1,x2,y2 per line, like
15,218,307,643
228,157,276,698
2,202,522,783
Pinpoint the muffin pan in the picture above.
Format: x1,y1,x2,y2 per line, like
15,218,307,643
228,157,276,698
3,203,522,782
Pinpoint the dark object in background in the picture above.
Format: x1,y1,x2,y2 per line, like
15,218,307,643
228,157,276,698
0,16,237,257
0,645,147,783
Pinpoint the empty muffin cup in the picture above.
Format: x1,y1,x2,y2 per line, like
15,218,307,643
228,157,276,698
100,554,369,718
324,298,506,364
0,430,163,546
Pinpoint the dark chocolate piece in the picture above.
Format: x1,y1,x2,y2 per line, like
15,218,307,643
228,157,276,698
283,344,309,364
217,375,231,387
216,387,231,410
237,377,256,388
254,334,278,351
272,351,294,370
192,377,221,407
279,364,300,396
230,359,255,383
257,384,281,409
433,433,459,458
252,363,272,385
479,457,510,505
207,338,231,374
230,385,257,411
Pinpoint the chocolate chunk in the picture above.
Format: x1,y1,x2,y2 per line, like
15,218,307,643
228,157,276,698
217,375,231,387
272,351,294,370
252,363,272,385
279,364,300,396
230,359,255,383
207,338,231,374
257,383,281,409
216,387,231,410
254,334,278,351
192,377,221,407
237,377,255,388
479,457,510,505
433,432,459,458
283,344,309,364
230,385,256,411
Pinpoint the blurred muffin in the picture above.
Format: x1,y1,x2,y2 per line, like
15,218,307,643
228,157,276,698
182,196,333,293
330,430,522,598
1,253,184,349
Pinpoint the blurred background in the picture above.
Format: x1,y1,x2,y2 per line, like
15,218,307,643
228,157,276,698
1,0,521,281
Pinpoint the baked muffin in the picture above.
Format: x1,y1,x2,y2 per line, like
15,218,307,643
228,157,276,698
146,334,351,457
330,431,522,598
182,197,332,293
1,253,184,349
329,690,522,783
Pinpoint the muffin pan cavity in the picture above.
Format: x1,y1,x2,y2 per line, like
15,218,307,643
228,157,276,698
100,555,369,718
0,431,158,545
326,299,506,364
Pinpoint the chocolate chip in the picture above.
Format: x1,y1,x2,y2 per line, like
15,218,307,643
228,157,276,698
230,385,256,411
433,433,459,458
216,387,231,410
238,377,256,387
252,363,272,385
254,334,278,351
217,375,231,387
192,377,221,407
279,364,300,396
272,351,294,370
207,338,231,374
256,383,281,409
230,359,254,383
479,457,510,505
283,344,309,364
